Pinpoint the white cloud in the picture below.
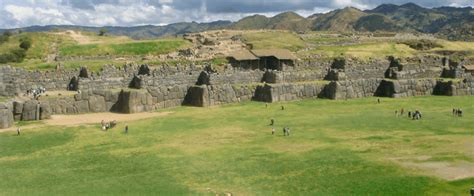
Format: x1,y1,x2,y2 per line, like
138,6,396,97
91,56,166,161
0,0,473,28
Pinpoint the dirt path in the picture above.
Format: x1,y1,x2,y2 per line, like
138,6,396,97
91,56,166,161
51,30,98,45
0,112,172,132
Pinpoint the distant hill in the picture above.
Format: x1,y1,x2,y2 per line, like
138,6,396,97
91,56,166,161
311,7,368,32
0,3,472,41
0,21,232,40
233,3,473,41
232,12,310,32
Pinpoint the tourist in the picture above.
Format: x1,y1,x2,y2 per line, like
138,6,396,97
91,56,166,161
281,105,285,110
271,127,275,135
286,127,291,136
453,108,456,116
395,110,398,116
458,109,463,117
400,108,404,116
270,118,274,126
408,111,411,118
265,103,268,108
377,98,380,104
125,125,128,134
17,127,21,136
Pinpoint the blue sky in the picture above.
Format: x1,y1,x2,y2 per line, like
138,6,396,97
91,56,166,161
0,0,472,28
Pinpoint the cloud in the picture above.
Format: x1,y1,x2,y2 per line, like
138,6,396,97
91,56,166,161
0,0,473,28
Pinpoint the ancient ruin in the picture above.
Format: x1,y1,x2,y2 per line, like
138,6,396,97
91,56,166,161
0,54,473,129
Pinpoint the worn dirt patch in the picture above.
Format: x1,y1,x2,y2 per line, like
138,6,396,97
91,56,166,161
46,112,172,126
391,155,474,181
0,112,172,132
399,161,474,180
51,30,98,45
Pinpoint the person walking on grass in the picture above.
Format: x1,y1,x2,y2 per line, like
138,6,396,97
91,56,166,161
125,125,128,134
17,127,21,136
272,127,275,135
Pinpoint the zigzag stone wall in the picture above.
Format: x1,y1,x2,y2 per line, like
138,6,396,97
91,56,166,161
0,55,473,129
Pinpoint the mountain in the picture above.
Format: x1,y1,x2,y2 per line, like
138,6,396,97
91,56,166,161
232,11,310,32
231,3,472,41
311,7,367,32
0,3,472,41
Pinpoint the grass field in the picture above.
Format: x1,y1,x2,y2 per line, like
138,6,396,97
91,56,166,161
59,39,189,57
1,96,473,195
242,31,305,51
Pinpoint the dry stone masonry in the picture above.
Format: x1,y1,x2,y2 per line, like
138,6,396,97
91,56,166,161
0,55,473,129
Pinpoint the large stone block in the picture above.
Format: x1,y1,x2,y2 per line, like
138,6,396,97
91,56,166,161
39,102,51,120
0,107,13,129
21,100,39,121
88,95,106,113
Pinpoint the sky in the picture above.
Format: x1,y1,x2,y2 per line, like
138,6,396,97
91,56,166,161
0,0,472,28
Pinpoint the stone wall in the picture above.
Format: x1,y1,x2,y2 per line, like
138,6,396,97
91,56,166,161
433,79,474,96
254,83,326,102
184,84,257,107
375,79,437,98
1,55,473,129
324,79,382,100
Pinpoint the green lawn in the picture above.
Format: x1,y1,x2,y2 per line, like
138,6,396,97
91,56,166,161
59,39,189,57
242,31,305,51
0,96,473,195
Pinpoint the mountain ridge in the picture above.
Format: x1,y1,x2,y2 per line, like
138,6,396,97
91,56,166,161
0,3,472,41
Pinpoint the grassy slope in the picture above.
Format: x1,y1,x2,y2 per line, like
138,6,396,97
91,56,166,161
0,32,76,59
0,96,472,195
59,39,189,57
242,31,305,51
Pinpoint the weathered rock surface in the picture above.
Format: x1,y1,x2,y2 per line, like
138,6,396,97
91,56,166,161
0,103,14,129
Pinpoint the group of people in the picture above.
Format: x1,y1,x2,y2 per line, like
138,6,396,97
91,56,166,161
395,108,422,120
26,87,46,99
100,120,129,133
395,108,405,116
269,119,291,136
409,110,422,120
101,120,117,131
452,108,463,117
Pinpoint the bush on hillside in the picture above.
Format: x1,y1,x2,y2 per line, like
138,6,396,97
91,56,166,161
0,49,26,63
399,39,442,50
19,39,32,50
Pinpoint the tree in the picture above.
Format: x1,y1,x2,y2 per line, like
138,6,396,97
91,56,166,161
98,28,108,36
19,39,32,50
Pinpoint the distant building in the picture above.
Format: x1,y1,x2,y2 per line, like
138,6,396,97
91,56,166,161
227,49,297,71
227,50,260,70
462,64,474,75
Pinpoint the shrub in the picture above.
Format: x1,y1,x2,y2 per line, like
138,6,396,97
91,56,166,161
19,39,32,50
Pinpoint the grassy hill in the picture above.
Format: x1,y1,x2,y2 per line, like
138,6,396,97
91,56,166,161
0,31,191,71
232,12,310,32
312,7,368,32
